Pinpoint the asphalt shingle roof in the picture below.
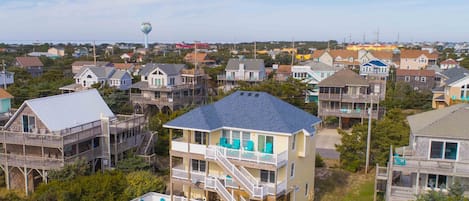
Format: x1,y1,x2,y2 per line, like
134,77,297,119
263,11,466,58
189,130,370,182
318,69,369,87
226,59,265,71
441,67,469,85
15,57,44,67
407,104,469,139
164,91,321,135
139,63,186,76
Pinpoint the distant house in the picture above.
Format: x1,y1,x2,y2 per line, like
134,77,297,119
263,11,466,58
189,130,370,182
113,63,136,73
273,65,291,81
439,58,458,70
432,67,469,109
318,69,383,128
120,52,134,61
396,69,435,91
48,47,65,57
292,61,342,103
72,47,89,58
15,57,44,77
71,61,112,74
0,88,13,121
0,71,14,88
359,59,389,100
358,50,395,66
217,58,266,91
61,66,132,92
130,63,206,113
313,49,360,69
400,50,438,70
183,52,215,66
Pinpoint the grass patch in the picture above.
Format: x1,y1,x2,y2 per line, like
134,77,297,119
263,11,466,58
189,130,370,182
315,167,375,201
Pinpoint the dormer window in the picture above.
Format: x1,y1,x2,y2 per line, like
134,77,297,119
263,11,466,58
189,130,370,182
239,64,245,71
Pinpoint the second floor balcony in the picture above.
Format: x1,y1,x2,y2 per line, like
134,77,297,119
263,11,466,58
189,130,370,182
171,138,288,167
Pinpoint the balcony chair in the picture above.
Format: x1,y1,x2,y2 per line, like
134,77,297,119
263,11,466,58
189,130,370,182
264,142,273,154
232,139,241,150
393,153,406,166
219,137,231,148
244,140,254,151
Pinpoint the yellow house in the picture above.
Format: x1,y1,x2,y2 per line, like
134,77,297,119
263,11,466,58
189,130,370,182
296,54,312,61
432,67,469,109
164,91,321,201
346,44,397,51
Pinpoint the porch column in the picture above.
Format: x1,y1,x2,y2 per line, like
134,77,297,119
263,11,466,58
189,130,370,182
415,171,420,195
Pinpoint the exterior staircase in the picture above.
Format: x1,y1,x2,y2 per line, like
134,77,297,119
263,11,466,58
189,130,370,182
206,147,267,200
137,131,156,155
205,177,236,201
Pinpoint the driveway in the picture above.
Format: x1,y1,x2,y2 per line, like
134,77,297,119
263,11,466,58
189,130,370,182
315,128,342,159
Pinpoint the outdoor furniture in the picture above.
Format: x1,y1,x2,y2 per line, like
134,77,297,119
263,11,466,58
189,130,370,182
394,153,406,166
264,142,273,154
232,139,240,149
244,140,254,151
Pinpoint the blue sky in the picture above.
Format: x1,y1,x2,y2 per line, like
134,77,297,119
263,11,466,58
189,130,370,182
0,0,468,44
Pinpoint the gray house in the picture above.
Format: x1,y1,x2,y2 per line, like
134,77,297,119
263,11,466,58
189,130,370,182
217,58,266,91
377,104,469,200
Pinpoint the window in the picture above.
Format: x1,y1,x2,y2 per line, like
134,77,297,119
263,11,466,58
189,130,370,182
460,84,469,98
415,76,420,81
427,174,447,189
195,131,207,145
249,72,254,79
420,76,426,82
169,77,175,85
305,183,309,196
292,134,296,150
290,163,295,178
430,141,458,160
154,91,160,98
242,132,251,148
87,74,92,78
22,115,36,133
258,135,274,153
260,170,275,183
191,159,206,172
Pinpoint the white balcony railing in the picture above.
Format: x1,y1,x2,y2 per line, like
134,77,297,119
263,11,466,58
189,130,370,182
172,141,288,166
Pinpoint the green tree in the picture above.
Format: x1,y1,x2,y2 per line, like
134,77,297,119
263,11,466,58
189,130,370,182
123,171,166,198
336,109,409,172
48,159,90,182
116,155,151,173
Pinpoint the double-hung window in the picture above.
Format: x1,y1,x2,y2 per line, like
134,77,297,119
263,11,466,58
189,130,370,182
260,170,275,183
191,159,206,172
430,141,458,160
195,131,207,145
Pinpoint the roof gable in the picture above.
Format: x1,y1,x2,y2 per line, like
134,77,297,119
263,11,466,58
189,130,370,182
226,59,265,71
318,69,369,87
15,57,44,67
5,89,114,132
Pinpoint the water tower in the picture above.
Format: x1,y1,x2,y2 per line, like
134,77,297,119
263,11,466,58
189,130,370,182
141,22,152,49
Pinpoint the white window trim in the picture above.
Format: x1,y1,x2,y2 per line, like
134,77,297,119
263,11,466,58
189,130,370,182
428,139,460,161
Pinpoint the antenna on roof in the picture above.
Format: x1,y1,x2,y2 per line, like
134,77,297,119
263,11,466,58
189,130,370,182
291,38,295,66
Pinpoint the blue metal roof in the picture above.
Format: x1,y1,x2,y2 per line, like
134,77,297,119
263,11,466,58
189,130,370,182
368,60,387,67
164,91,321,135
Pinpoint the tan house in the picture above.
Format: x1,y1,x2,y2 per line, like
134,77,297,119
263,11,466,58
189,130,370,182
47,47,65,57
0,89,151,194
399,50,438,70
432,67,469,109
312,50,360,69
164,91,321,201
183,52,215,66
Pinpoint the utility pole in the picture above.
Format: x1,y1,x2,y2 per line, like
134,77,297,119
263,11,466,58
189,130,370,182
254,41,256,59
1,60,6,89
291,38,295,66
93,41,97,66
192,41,198,105
365,95,373,174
